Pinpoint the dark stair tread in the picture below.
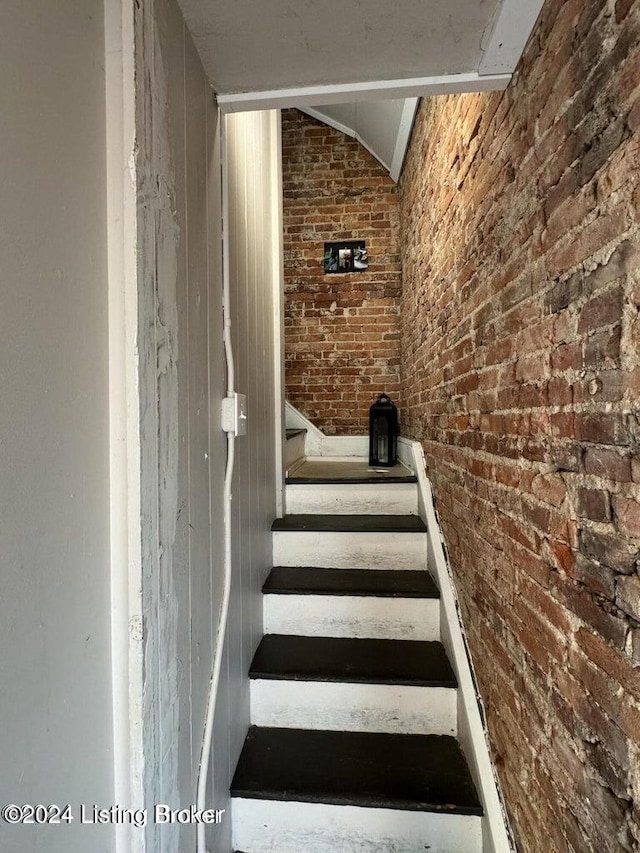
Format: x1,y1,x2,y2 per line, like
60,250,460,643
287,473,418,484
271,514,427,533
286,428,306,439
231,727,483,816
263,566,439,598
249,635,457,687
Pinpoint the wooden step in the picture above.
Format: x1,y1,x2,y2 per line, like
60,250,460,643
287,472,417,485
231,727,482,853
250,634,455,686
263,566,439,597
272,514,427,570
249,635,457,735
232,726,481,813
285,457,416,484
263,568,439,641
272,514,427,533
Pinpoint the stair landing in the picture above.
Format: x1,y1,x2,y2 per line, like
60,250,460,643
288,458,416,483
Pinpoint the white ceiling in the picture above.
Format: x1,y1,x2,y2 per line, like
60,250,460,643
176,0,544,111
300,100,419,182
176,0,544,181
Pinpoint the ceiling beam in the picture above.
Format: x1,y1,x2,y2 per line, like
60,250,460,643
479,0,546,75
217,71,512,114
389,99,420,183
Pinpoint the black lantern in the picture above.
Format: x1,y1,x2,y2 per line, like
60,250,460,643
369,393,398,467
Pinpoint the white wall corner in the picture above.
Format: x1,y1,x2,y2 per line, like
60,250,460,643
271,110,286,518
104,0,146,851
389,98,419,183
479,0,546,76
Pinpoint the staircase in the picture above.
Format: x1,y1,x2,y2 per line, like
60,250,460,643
230,457,484,853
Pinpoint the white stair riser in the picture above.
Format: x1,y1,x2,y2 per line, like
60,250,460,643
232,798,482,853
250,680,457,736
263,594,439,641
285,433,306,471
286,483,418,516
273,530,427,569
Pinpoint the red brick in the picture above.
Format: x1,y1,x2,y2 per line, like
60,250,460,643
577,286,624,334
546,206,628,278
579,527,637,575
616,0,635,23
612,496,640,537
575,413,629,446
283,110,400,432
584,447,632,481
583,326,622,370
396,3,640,850
569,554,616,601
577,627,640,702
574,487,611,522
531,472,567,507
616,575,640,622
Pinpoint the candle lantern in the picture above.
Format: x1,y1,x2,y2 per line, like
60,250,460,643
368,393,398,467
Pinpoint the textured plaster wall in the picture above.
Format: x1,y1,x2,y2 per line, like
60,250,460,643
400,1,640,850
134,1,228,849
134,5,281,852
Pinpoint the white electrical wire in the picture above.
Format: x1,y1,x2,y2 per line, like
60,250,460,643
196,114,234,853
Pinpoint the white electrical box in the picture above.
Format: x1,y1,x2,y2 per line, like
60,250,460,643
221,393,247,436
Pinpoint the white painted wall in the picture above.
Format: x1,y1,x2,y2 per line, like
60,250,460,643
0,2,114,852
133,6,282,849
224,108,283,778
134,1,228,850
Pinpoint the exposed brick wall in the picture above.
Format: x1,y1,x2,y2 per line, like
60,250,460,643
400,1,640,850
282,109,401,435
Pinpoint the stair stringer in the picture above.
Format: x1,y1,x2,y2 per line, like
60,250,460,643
398,437,516,853
285,400,369,458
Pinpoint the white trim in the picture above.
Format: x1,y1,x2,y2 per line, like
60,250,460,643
389,98,419,182
398,438,515,853
285,400,324,455
320,435,368,457
299,106,392,174
250,679,457,736
479,0,545,75
273,529,427,570
104,1,145,851
271,110,286,519
285,481,418,516
218,71,512,113
233,798,482,853
264,593,439,641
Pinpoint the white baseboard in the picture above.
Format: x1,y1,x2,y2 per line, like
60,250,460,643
399,437,515,853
